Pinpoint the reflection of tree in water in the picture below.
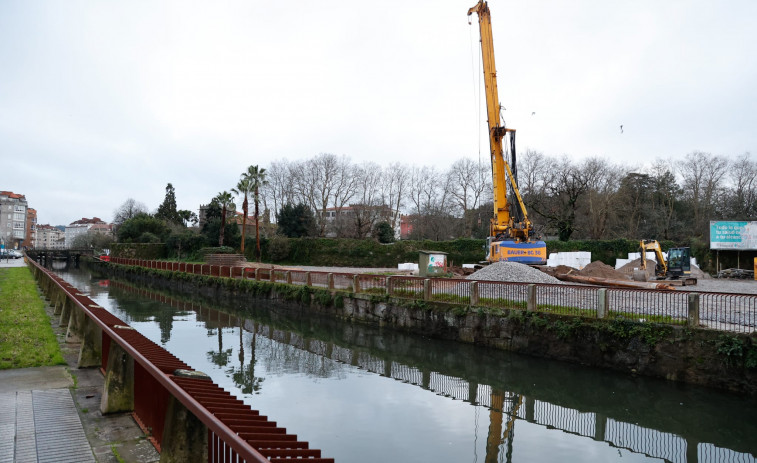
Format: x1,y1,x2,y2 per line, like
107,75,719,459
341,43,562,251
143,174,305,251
229,323,264,395
257,333,346,380
154,307,176,344
207,326,233,367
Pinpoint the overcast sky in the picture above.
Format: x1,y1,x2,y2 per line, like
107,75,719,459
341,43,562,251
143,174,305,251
2,0,755,226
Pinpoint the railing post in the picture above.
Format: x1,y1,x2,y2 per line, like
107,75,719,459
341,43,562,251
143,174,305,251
59,298,72,327
597,288,608,319
353,275,361,293
470,281,479,306
161,392,209,463
286,271,292,285
306,272,312,286
78,307,103,368
328,273,335,290
254,268,260,281
270,269,276,282
386,276,393,296
688,293,700,327
527,284,537,311
423,279,432,301
101,328,135,414
66,304,85,343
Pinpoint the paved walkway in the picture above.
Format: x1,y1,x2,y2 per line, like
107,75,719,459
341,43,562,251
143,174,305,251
0,368,94,462
0,259,159,462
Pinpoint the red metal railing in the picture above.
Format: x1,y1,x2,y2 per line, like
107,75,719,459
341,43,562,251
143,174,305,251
28,258,333,462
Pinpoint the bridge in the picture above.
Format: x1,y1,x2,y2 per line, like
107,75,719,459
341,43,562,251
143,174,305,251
26,248,95,267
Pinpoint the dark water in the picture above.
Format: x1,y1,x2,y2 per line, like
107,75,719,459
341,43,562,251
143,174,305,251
54,264,757,463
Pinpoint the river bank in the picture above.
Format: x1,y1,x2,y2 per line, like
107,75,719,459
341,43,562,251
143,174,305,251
102,261,757,395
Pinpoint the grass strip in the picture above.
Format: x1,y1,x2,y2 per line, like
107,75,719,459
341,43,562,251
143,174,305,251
0,267,65,369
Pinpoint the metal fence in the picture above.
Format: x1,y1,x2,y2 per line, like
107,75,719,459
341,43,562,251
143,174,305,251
108,258,757,334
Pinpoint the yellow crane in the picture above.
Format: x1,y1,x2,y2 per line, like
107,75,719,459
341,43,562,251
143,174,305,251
468,1,547,265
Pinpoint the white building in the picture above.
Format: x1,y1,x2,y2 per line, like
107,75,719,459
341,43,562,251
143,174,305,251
65,217,111,248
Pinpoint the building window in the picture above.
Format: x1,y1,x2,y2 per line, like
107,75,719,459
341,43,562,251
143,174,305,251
13,222,24,229
14,212,25,221
13,230,24,238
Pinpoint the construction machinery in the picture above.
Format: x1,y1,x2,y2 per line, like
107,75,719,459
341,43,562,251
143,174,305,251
468,1,547,265
634,239,697,286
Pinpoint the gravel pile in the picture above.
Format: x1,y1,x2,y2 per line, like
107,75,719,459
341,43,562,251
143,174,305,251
466,262,562,284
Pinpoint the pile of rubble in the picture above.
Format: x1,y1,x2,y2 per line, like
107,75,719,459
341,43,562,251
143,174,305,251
466,262,562,284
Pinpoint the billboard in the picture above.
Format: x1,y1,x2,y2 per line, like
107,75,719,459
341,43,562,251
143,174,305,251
710,221,757,250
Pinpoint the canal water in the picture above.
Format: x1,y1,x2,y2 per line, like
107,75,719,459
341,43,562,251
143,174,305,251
54,264,757,463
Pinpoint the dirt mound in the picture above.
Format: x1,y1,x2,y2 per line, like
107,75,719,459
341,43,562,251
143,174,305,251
617,258,655,279
577,261,630,280
540,265,578,278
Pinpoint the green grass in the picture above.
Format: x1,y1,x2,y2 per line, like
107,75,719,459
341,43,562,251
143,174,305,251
478,297,527,310
392,289,423,298
537,304,596,318
0,268,65,369
608,310,687,325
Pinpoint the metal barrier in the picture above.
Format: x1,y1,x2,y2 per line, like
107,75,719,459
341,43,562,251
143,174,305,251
107,257,757,334
28,258,333,463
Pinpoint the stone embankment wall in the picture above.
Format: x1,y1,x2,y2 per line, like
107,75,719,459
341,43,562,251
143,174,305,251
105,264,757,395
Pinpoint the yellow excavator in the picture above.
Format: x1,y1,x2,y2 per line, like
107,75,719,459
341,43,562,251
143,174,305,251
468,1,547,265
634,239,697,286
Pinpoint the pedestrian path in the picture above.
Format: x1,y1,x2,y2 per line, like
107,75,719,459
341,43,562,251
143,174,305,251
0,388,94,463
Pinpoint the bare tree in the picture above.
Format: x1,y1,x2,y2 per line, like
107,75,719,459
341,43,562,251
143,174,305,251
529,156,591,241
724,152,757,219
337,163,384,238
262,160,296,223
580,158,627,239
289,154,358,236
447,157,491,237
379,163,410,231
679,151,729,237
113,198,148,225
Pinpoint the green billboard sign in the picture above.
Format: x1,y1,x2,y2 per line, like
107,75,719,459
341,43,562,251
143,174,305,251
710,221,757,250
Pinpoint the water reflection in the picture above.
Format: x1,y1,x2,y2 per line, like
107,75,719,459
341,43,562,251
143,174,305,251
55,266,757,463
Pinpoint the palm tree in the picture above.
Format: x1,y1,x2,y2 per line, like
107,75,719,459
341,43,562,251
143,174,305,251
214,191,235,247
245,165,268,261
232,177,253,255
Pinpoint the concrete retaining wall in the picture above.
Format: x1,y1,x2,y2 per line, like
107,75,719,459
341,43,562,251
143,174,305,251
106,264,757,395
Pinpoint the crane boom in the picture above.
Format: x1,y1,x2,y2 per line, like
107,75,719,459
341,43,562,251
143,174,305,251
468,1,546,264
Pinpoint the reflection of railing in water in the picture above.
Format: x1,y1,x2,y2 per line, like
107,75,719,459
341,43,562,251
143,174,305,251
108,279,757,463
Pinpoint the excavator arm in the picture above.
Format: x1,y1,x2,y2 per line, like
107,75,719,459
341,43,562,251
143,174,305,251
639,240,668,276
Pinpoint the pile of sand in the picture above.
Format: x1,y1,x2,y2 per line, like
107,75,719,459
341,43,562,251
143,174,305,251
577,261,631,280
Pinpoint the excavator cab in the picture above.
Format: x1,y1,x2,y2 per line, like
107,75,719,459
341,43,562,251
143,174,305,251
666,247,691,278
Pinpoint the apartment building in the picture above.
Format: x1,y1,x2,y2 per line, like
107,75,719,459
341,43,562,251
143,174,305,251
65,217,111,248
35,224,66,249
23,208,36,248
0,191,28,249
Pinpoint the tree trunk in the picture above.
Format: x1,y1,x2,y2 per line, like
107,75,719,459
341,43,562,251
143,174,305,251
219,206,226,246
254,188,261,262
241,197,248,254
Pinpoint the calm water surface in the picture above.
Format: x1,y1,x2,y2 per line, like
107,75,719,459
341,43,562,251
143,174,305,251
55,264,757,463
